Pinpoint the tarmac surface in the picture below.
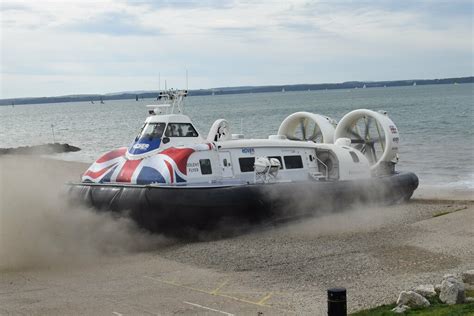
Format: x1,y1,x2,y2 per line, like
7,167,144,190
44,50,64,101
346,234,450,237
0,156,473,315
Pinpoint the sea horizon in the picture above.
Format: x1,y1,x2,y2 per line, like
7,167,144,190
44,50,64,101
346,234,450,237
1,75,472,106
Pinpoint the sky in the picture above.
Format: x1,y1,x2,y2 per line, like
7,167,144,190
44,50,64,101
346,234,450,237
0,0,472,98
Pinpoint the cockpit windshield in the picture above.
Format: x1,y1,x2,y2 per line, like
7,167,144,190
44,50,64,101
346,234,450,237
136,123,166,140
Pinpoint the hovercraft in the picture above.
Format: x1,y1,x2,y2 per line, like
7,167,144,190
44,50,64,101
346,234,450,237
68,90,418,232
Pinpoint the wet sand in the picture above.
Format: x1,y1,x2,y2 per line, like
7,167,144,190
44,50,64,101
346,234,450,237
0,156,473,315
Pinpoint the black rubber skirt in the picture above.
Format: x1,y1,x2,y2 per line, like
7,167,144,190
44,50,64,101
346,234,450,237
67,172,418,232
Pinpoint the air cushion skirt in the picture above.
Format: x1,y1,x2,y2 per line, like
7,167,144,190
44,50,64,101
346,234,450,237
67,172,418,233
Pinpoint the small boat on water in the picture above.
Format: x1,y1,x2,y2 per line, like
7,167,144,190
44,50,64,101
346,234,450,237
68,89,418,232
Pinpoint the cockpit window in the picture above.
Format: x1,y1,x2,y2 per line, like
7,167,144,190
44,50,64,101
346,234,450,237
136,123,166,140
165,123,198,137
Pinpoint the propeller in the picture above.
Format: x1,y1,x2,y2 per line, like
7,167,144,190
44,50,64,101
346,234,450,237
278,112,336,144
345,116,386,165
299,118,306,140
334,109,399,171
308,124,322,142
292,118,325,142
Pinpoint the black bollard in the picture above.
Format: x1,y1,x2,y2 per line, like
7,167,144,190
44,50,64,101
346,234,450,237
327,287,347,316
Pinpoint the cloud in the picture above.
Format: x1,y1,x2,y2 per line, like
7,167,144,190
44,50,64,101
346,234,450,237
124,0,235,10
0,0,472,98
65,11,159,36
0,2,31,12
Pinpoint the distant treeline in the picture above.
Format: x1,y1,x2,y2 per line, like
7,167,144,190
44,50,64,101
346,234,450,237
2,76,472,106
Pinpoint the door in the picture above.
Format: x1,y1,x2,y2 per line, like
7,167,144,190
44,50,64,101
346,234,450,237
307,149,321,178
219,151,234,178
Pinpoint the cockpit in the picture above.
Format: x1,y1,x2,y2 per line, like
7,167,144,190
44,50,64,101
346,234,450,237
136,122,166,141
136,122,198,141
129,120,200,156
164,123,198,137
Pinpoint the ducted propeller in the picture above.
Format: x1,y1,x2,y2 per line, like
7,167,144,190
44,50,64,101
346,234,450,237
278,112,337,143
334,109,399,171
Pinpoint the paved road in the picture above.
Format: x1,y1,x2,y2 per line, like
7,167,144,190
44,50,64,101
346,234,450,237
1,201,472,315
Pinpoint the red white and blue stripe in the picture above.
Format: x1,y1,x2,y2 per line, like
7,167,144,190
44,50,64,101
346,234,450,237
82,143,215,185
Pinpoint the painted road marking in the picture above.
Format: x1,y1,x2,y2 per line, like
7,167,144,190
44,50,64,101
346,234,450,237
210,279,230,295
143,276,295,314
256,292,273,305
183,301,234,315
112,312,123,316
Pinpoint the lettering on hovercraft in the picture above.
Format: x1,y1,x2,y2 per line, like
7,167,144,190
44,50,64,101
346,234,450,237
187,162,200,173
241,147,255,154
389,125,398,134
133,143,150,150
392,137,399,143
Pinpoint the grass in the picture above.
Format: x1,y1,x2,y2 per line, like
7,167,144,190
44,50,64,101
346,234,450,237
350,297,474,316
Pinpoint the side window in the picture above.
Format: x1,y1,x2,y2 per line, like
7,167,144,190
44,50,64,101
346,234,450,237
239,157,255,172
268,156,283,169
199,159,212,175
284,155,303,169
349,151,359,163
165,123,198,137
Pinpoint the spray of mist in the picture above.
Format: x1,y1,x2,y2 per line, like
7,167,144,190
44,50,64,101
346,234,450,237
0,152,411,271
0,156,168,270
255,176,405,238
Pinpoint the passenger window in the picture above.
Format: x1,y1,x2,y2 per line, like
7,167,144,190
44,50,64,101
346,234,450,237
284,155,303,169
349,151,360,163
239,157,255,172
165,123,198,137
268,156,283,169
199,159,212,175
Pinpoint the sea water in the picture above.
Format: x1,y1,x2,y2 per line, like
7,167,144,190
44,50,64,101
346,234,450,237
0,83,472,191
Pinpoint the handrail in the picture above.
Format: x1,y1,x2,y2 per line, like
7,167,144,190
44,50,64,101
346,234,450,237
315,157,329,180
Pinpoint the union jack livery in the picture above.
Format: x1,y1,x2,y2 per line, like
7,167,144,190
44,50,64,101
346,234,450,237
83,143,216,185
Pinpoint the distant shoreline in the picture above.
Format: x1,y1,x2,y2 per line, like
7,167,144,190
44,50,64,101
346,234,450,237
1,76,472,106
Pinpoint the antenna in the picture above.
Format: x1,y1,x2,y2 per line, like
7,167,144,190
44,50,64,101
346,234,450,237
158,73,161,92
186,69,188,90
165,80,167,90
